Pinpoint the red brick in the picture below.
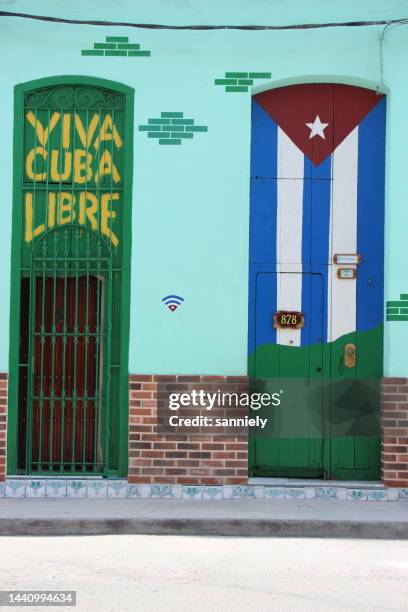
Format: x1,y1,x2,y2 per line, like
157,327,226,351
190,468,210,476
130,441,152,449
236,452,248,459
143,450,165,458
129,375,153,382
381,394,407,402
153,459,175,467
166,451,188,459
383,377,408,385
152,476,176,483
128,475,153,483
382,411,408,419
130,458,152,467
152,442,177,450
383,462,406,470
175,477,200,484
213,452,235,460
176,459,200,467
141,383,157,391
131,391,153,400
177,443,200,450
166,468,191,475
384,479,408,487
214,469,235,476
201,460,224,468
141,467,164,475
201,443,225,451
141,400,157,408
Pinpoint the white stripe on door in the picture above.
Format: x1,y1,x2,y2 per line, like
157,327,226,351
276,128,304,347
327,127,359,343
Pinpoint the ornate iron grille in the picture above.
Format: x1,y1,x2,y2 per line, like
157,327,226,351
25,227,112,474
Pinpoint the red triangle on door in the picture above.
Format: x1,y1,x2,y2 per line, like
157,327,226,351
254,84,384,166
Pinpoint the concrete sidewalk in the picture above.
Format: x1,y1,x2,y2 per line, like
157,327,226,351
0,498,407,538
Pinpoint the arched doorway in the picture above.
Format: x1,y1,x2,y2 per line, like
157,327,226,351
248,83,386,480
8,77,134,476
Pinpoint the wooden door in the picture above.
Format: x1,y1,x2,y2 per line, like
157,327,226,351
249,84,385,479
30,275,103,472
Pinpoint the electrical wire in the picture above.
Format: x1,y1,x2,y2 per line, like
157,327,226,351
1,10,408,31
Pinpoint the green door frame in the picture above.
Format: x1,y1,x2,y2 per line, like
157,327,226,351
7,75,134,477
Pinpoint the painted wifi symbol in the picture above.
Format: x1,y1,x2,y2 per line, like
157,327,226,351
162,295,184,312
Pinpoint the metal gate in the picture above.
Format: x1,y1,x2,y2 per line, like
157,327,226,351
25,227,112,474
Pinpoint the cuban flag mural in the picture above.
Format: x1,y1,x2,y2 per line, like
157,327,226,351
248,84,386,479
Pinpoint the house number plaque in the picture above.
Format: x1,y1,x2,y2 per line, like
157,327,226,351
274,311,305,329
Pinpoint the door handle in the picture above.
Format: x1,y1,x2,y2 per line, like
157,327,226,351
344,343,356,368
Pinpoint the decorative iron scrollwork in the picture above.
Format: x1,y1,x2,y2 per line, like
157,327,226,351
25,85,125,110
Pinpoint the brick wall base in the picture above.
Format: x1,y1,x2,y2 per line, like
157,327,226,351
381,377,408,487
2,371,407,485
128,374,408,488
128,375,249,485
0,373,7,481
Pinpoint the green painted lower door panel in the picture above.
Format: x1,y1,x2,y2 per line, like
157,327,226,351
249,275,383,480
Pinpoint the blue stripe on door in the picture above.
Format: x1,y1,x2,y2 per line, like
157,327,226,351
255,272,277,349
249,102,278,264
249,100,279,353
301,155,332,345
356,98,386,333
250,100,278,179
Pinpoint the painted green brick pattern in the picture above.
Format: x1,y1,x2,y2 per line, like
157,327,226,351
139,113,208,145
215,71,271,92
81,36,150,57
386,294,408,321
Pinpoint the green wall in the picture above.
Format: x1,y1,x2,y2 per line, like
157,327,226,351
1,0,408,376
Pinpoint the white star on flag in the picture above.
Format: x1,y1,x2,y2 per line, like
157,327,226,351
305,115,329,140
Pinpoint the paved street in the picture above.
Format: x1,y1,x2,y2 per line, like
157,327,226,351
0,535,407,611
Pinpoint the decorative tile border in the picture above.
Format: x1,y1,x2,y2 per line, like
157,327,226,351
214,71,271,93
82,36,150,57
1,479,407,501
386,294,408,321
139,112,208,145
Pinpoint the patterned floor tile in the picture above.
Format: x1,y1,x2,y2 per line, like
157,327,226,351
127,484,142,498
148,484,179,498
347,489,367,501
46,480,67,497
87,481,108,498
263,487,285,499
367,489,388,501
107,480,127,498
305,488,316,499
25,480,47,497
5,480,26,498
387,488,399,501
66,481,87,498
284,488,305,499
182,486,202,500
202,486,223,500
315,487,337,500
334,488,347,500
